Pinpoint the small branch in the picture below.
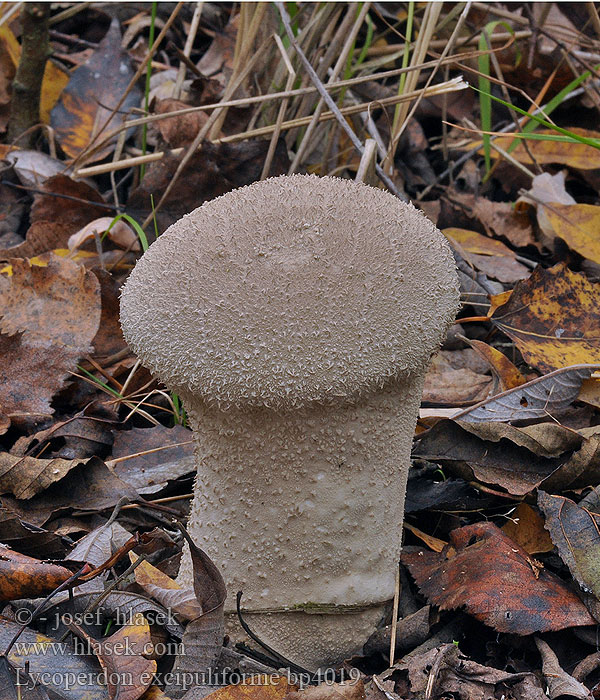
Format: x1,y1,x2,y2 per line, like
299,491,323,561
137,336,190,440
7,2,50,147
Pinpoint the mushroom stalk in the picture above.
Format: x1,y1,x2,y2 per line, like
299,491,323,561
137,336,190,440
120,174,460,671
177,377,424,668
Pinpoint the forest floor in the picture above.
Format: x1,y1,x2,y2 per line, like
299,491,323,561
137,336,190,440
2,2,600,699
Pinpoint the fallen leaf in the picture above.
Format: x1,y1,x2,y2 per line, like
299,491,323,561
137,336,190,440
69,613,156,700
444,227,530,283
490,264,600,372
502,503,554,555
455,365,597,423
402,522,596,634
470,128,600,169
70,521,133,567
154,98,212,148
51,18,142,161
1,457,140,526
286,680,365,700
535,637,590,699
68,217,140,252
462,338,526,392
423,351,492,405
0,254,101,428
199,677,296,700
0,453,94,499
0,509,66,559
109,425,194,494
130,553,202,622
0,545,72,602
0,616,106,700
30,174,110,232
541,203,600,265
166,538,226,698
538,491,600,599
397,643,546,700
414,419,581,496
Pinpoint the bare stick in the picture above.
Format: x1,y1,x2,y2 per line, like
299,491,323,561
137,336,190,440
7,3,50,147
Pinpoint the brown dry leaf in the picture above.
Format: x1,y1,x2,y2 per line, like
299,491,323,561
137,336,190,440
71,613,156,700
0,452,94,499
462,338,526,392
469,129,600,169
68,216,140,252
1,457,140,526
51,18,142,161
0,24,69,124
109,424,194,494
0,221,74,261
0,254,101,428
414,419,581,496
538,491,600,600
0,617,107,700
448,192,535,248
444,227,530,283
423,350,492,405
534,638,590,700
202,677,296,700
129,553,202,622
400,643,546,700
403,523,447,552
154,98,212,148
30,174,109,232
402,521,596,634
0,545,72,602
166,539,227,697
502,503,554,555
456,365,595,423
70,521,133,567
287,681,365,700
92,268,128,358
491,264,600,372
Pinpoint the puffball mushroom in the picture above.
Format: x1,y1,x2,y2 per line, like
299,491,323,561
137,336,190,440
119,174,460,670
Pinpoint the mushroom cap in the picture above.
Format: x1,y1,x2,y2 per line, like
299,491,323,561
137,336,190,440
120,174,459,410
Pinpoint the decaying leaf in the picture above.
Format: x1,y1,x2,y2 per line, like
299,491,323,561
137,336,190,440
534,637,591,700
444,227,530,283
413,419,574,496
0,617,106,700
538,491,600,599
68,217,140,252
0,254,101,428
0,545,72,602
166,537,226,698
502,503,554,555
491,263,600,373
541,203,600,265
402,522,596,634
473,128,600,169
51,18,141,161
0,452,94,499
462,337,526,392
70,521,133,567
130,553,202,622
455,365,597,423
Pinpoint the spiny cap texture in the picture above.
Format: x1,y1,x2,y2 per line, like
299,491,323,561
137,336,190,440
120,174,460,409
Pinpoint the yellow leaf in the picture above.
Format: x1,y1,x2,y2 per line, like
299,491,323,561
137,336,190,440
542,203,600,265
491,263,600,372
462,128,600,170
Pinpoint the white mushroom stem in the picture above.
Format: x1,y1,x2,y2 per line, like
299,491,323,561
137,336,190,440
177,376,424,669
